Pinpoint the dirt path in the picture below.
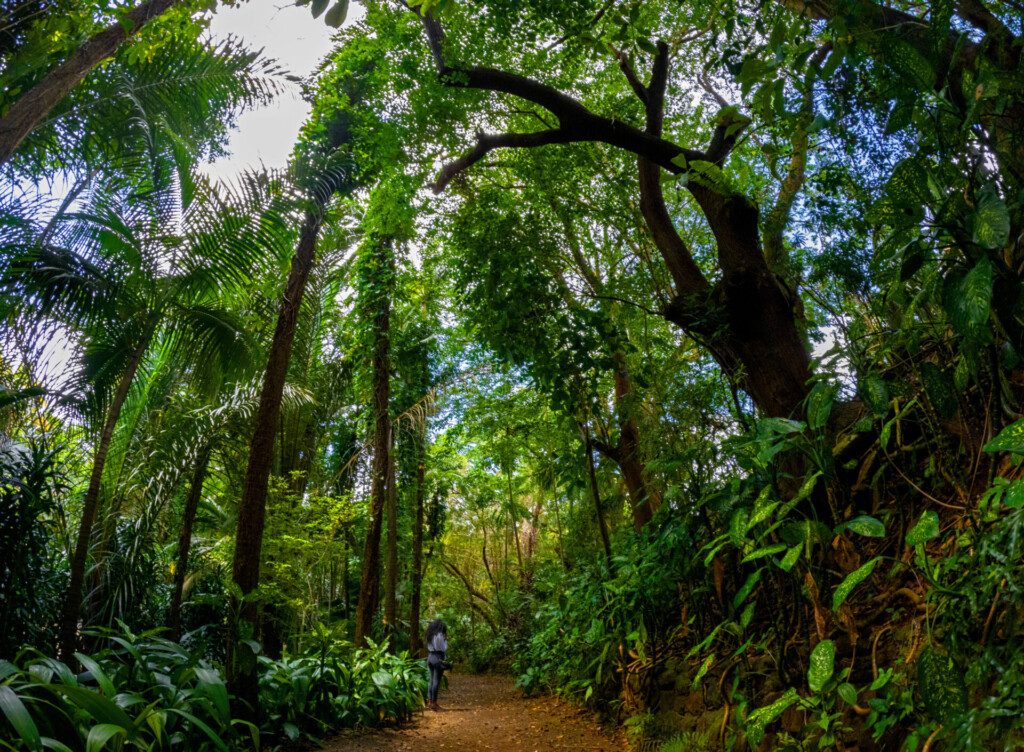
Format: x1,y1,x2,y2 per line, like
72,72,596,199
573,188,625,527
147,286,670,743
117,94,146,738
325,674,625,751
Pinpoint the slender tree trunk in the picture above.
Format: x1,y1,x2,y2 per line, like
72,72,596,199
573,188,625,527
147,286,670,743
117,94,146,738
383,426,398,651
506,468,524,577
228,210,322,719
0,0,182,165
169,443,212,641
342,534,350,619
611,350,661,530
58,336,148,662
408,432,426,656
583,425,613,570
354,237,394,647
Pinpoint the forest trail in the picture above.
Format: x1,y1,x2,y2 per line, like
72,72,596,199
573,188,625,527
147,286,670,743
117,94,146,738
327,674,625,751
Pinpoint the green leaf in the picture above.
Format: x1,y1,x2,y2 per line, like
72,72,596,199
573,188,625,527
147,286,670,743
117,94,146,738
741,543,787,563
324,0,349,27
0,685,42,750
777,544,802,572
838,682,857,705
74,653,115,697
984,418,1024,455
1004,480,1024,509
842,515,885,538
808,639,836,692
691,653,715,690
51,686,134,730
194,667,229,721
806,382,837,430
944,257,993,342
745,688,799,746
832,557,880,611
310,0,329,17
971,185,1010,249
917,647,968,723
860,373,889,416
86,724,126,752
732,568,763,609
906,511,940,546
165,709,229,752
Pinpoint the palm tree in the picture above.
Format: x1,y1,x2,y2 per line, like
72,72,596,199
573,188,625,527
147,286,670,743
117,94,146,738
1,169,293,660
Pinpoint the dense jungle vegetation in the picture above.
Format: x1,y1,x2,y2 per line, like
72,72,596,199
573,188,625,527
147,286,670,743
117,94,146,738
1,0,1023,749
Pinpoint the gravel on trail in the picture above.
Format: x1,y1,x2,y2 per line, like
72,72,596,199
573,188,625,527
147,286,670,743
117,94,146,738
324,673,626,751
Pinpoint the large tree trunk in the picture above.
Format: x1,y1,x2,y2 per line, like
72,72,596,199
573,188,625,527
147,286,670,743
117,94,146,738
383,427,398,651
58,336,148,662
168,443,212,641
408,433,426,656
354,237,394,647
0,0,181,165
228,210,322,719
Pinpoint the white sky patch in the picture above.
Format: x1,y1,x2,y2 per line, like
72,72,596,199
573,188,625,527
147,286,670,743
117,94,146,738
202,1,363,180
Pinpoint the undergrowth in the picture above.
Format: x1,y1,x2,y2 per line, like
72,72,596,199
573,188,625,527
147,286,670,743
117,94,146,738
515,410,1024,750
0,625,426,751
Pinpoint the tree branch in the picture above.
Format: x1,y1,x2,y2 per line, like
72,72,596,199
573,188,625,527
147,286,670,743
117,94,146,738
955,0,1016,40
611,44,649,105
432,129,572,193
637,42,710,300
417,12,706,189
762,45,830,275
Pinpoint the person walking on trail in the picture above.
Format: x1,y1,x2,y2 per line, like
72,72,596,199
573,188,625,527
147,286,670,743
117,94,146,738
425,619,449,711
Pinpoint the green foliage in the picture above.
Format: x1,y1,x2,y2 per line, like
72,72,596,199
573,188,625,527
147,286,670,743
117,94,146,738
0,435,67,657
259,635,426,745
516,518,695,706
0,626,426,751
0,626,252,751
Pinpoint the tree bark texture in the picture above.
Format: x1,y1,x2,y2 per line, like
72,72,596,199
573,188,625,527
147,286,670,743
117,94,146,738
354,237,394,647
383,426,398,651
583,425,613,569
169,443,212,641
0,0,182,165
58,335,149,662
408,437,426,656
228,210,322,719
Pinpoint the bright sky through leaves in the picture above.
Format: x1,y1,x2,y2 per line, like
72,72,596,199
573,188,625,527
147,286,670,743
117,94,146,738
203,1,360,179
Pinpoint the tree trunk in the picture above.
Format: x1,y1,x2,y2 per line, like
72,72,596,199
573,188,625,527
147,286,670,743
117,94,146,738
611,350,662,529
228,210,322,720
383,425,398,651
408,432,426,656
354,237,394,647
58,335,149,662
168,443,212,641
506,468,524,577
583,425,613,569
0,0,182,165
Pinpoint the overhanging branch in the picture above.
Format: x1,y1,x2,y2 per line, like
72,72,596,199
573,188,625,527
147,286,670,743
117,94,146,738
431,129,571,193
